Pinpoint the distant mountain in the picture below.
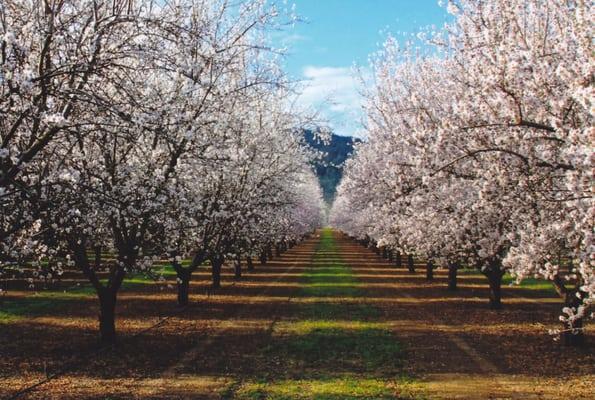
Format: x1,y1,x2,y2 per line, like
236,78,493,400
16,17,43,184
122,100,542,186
304,130,360,203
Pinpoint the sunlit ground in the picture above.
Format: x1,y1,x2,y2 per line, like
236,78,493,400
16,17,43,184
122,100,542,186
0,229,592,399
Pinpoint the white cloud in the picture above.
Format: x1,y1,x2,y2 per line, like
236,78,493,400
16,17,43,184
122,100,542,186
298,65,369,137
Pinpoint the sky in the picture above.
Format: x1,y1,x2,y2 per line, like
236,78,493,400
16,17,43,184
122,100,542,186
276,0,450,138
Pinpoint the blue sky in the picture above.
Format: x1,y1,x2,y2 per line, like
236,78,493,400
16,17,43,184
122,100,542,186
276,0,449,137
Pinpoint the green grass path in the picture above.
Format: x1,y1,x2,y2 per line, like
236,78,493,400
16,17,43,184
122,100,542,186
235,228,421,400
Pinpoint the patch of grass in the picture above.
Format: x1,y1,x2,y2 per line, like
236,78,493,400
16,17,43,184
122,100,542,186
270,326,402,371
235,376,423,400
300,232,361,299
277,229,403,371
0,288,94,323
0,270,171,323
98,276,168,289
502,274,555,291
260,227,404,386
297,302,381,320
458,269,556,294
280,320,387,334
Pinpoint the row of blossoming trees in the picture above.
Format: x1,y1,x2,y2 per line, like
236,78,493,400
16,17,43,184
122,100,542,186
1,0,324,343
330,0,593,346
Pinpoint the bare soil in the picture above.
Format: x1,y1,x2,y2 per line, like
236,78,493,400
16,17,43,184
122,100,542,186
0,230,592,399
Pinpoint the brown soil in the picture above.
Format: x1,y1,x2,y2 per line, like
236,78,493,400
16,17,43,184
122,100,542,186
335,233,594,399
0,230,592,399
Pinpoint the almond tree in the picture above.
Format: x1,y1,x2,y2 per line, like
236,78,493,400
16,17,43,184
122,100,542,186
2,0,313,343
440,0,593,343
331,0,593,343
168,82,322,297
0,0,145,283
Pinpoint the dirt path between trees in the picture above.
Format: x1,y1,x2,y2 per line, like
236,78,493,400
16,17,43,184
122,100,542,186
1,229,593,399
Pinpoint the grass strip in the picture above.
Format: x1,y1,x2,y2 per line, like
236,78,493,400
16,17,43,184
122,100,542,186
236,228,420,399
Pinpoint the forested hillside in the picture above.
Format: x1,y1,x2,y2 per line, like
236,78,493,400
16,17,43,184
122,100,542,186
304,130,360,202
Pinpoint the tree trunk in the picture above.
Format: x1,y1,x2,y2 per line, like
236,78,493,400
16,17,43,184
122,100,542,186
487,269,503,309
275,244,281,258
176,268,191,306
407,254,415,273
211,257,223,289
267,245,273,260
98,289,117,344
395,251,402,268
447,262,458,291
426,260,434,281
488,273,502,309
388,250,393,262
382,247,388,259
247,256,254,271
94,246,102,270
260,251,267,265
234,255,242,279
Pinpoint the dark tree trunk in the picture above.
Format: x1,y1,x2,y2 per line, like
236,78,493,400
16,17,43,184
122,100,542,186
407,254,415,273
382,247,388,259
486,266,504,309
94,246,102,270
388,250,394,262
98,289,117,344
426,260,434,281
73,240,130,345
246,256,254,271
176,267,191,306
267,245,273,260
395,251,402,268
211,257,223,289
487,273,503,309
234,255,242,279
447,262,458,291
260,251,267,265
275,244,281,258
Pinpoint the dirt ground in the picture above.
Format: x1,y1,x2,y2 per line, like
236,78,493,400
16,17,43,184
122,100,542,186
0,229,593,399
336,234,594,399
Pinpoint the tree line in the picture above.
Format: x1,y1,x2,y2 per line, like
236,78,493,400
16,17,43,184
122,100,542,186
0,0,325,343
330,0,593,346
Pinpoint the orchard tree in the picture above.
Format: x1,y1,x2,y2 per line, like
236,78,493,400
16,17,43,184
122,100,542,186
440,0,593,343
169,83,322,296
0,0,145,282
331,0,593,343
1,0,318,344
